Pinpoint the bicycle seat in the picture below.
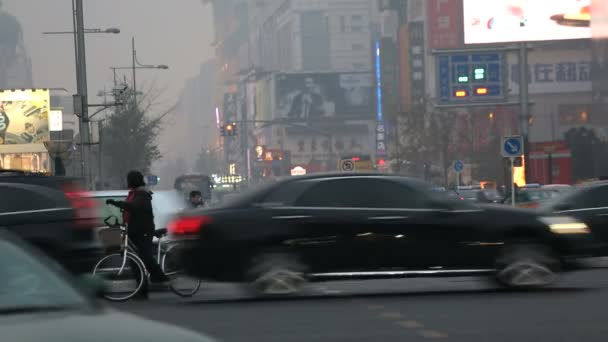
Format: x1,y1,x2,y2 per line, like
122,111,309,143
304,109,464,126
153,228,167,238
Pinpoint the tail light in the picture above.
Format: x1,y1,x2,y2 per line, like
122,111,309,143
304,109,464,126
62,182,98,229
168,216,212,236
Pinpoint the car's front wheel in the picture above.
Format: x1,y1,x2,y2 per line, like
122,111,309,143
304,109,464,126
246,252,308,296
495,244,559,289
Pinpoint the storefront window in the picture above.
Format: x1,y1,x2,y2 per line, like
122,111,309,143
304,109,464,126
0,153,49,173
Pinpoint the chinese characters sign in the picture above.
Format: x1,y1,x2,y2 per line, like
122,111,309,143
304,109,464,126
409,22,426,107
437,52,506,105
507,49,592,94
428,0,464,49
376,123,387,158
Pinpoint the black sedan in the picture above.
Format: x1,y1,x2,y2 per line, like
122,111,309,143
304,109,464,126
169,173,599,295
540,181,608,250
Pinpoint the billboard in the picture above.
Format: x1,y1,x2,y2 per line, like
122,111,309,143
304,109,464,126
428,0,464,49
0,89,50,145
274,72,374,121
463,0,591,44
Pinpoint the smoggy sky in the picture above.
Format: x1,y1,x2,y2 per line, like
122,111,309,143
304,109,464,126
3,0,214,109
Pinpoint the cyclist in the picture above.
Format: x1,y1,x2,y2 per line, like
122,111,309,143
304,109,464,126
189,190,205,208
106,170,169,299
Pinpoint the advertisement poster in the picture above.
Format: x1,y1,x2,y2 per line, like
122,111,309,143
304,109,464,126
464,0,591,44
0,89,50,145
275,72,374,122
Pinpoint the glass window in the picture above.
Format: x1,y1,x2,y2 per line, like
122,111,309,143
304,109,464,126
0,238,87,310
261,180,311,206
0,186,55,213
294,178,430,209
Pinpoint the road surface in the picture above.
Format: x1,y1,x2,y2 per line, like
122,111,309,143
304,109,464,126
114,268,608,341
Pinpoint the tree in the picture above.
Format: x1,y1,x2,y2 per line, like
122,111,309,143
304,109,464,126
101,90,172,187
565,127,608,180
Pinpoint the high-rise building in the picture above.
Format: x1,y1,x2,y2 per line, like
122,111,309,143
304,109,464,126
0,4,32,89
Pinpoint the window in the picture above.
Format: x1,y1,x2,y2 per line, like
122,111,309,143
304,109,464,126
578,186,608,208
294,178,431,209
260,181,311,206
0,186,55,213
352,43,365,51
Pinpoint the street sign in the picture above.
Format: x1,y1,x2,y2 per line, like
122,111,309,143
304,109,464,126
502,135,524,157
453,160,465,173
437,52,506,105
146,175,159,186
340,159,355,172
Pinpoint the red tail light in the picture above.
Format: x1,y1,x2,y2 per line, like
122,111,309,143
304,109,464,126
168,216,212,235
63,182,98,229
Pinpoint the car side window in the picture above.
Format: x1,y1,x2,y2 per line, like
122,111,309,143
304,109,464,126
576,186,608,209
294,178,430,209
261,181,312,206
0,186,55,213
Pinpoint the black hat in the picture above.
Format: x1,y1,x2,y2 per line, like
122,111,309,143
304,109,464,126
127,170,145,188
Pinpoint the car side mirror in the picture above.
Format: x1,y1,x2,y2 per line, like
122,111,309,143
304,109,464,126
76,274,106,298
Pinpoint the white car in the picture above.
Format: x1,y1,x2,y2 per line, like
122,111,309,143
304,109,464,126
88,190,189,233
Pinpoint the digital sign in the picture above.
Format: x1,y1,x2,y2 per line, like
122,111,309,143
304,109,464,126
437,52,506,105
463,0,591,44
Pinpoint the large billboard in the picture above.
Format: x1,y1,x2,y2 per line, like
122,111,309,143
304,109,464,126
463,0,591,44
274,72,374,121
0,89,50,145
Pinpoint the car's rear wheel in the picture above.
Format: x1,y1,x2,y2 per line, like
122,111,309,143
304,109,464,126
495,244,559,289
247,253,308,296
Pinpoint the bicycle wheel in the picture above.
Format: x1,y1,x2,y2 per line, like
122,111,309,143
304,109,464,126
161,247,201,297
93,252,145,301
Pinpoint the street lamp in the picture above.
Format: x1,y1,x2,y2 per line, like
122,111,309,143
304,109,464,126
42,27,121,35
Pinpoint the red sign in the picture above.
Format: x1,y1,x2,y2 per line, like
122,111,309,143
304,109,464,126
529,143,573,185
428,0,464,49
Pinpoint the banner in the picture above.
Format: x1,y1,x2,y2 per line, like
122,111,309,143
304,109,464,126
0,89,50,145
275,72,374,121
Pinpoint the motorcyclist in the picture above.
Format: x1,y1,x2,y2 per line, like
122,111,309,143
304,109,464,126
106,170,169,299
189,190,205,208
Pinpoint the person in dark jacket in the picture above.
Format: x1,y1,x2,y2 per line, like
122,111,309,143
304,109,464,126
107,170,168,298
189,190,204,208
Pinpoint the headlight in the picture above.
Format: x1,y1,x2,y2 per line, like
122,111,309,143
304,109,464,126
539,216,590,234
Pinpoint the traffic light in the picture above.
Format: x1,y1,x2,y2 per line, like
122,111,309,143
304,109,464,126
220,122,238,137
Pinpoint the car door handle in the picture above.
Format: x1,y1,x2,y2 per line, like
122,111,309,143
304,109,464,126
272,215,312,220
368,216,409,220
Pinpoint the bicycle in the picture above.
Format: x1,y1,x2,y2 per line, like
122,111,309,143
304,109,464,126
92,216,202,301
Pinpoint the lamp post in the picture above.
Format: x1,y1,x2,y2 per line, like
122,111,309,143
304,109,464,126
43,1,120,188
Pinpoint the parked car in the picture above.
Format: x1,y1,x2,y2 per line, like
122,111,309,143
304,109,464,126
0,229,216,342
169,173,599,295
540,181,608,252
0,170,102,274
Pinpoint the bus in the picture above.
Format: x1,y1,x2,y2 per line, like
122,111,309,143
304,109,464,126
174,174,212,200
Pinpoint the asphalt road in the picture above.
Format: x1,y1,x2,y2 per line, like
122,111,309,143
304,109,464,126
114,267,608,342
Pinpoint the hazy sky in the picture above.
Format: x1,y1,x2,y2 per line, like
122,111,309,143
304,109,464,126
3,0,214,108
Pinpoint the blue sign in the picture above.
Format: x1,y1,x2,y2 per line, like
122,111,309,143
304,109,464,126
453,160,465,173
146,175,159,186
502,136,523,158
437,52,506,105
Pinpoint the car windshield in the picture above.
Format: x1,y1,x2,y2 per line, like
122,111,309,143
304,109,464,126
0,238,88,313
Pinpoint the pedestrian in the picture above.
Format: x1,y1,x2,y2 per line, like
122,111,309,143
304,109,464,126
106,170,169,299
189,190,205,209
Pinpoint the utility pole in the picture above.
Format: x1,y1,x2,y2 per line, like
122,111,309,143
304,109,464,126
518,43,530,183
132,37,137,105
74,0,91,188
